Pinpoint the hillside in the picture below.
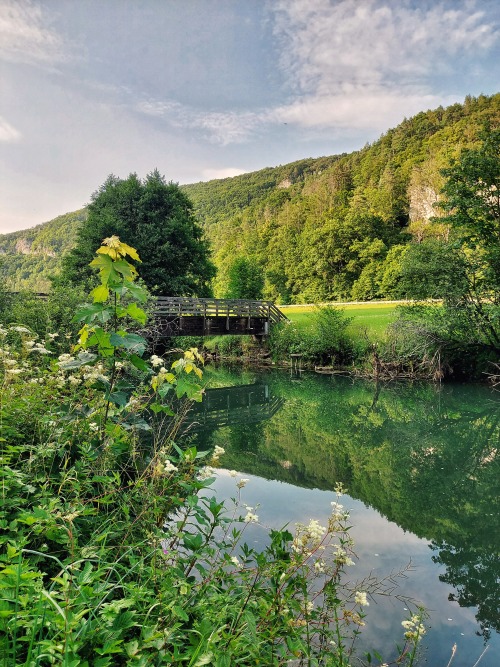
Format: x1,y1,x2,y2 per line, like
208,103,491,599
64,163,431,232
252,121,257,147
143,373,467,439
1,93,499,298
0,209,87,291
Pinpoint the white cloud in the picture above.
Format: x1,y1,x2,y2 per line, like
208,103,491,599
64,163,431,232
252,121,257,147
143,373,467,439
0,0,66,66
0,116,21,142
138,1,499,144
268,0,499,131
137,97,262,145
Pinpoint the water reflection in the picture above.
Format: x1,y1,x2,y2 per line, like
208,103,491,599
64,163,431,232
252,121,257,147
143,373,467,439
187,369,499,659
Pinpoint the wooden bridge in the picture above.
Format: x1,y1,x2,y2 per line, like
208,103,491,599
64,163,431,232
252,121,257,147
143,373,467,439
153,297,288,337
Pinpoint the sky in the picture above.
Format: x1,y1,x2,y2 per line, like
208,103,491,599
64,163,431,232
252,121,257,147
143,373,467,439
1,0,499,233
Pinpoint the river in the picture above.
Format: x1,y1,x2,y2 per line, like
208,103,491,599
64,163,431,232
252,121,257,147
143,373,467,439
183,366,500,666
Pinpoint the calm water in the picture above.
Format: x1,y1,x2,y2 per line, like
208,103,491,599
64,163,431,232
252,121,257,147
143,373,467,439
185,367,500,666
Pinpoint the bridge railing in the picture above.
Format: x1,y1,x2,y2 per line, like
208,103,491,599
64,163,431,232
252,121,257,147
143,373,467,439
154,297,288,325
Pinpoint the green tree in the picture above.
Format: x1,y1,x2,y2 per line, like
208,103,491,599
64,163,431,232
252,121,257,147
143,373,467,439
225,256,264,299
59,171,215,295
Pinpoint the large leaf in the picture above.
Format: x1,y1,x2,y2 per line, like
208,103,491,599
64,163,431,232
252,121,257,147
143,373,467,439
109,332,147,354
74,303,112,325
125,303,147,325
90,285,110,303
89,254,116,286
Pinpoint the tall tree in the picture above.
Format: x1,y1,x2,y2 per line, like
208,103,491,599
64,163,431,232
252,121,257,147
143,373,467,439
225,257,264,300
59,171,215,295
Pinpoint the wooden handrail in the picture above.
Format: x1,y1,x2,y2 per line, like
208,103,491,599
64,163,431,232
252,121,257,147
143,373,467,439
154,297,288,324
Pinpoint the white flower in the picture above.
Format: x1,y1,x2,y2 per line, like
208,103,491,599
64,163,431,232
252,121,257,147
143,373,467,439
236,478,249,489
230,556,241,568
314,560,325,573
47,333,59,340
354,591,369,607
244,511,258,523
150,354,163,367
163,459,178,473
10,326,31,333
198,466,215,481
6,368,23,374
89,422,99,432
229,470,238,477
213,445,225,458
24,340,36,348
58,354,74,362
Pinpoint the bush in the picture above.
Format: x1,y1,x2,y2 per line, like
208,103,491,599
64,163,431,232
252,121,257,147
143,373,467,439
269,306,356,366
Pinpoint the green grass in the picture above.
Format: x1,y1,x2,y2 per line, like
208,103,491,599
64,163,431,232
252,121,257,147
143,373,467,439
280,302,400,341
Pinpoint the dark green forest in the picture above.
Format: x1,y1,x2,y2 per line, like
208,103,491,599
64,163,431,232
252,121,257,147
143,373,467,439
1,93,499,301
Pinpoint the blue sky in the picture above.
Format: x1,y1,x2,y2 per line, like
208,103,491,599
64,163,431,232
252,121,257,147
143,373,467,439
1,0,499,232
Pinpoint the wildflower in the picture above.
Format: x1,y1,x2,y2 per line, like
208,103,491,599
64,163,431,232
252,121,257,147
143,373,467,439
198,466,215,481
29,343,52,354
163,459,178,473
305,601,314,613
150,354,163,367
236,478,249,489
58,353,73,362
212,445,225,460
401,616,426,642
331,501,345,516
354,591,369,606
6,368,23,374
89,422,99,432
4,359,17,366
10,326,31,333
230,556,242,568
314,560,325,573
307,519,326,543
244,511,258,523
47,332,58,339
229,470,238,477
24,340,35,348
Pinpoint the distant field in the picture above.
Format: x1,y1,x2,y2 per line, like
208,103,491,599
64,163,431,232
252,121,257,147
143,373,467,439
280,302,401,341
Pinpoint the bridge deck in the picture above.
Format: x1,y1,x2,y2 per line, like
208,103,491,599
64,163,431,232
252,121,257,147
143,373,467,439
153,297,288,337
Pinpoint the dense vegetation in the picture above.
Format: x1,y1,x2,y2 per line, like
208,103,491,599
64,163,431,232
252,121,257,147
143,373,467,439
0,239,428,666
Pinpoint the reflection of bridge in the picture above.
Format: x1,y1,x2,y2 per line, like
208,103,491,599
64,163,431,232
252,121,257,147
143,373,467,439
184,383,284,431
154,297,288,337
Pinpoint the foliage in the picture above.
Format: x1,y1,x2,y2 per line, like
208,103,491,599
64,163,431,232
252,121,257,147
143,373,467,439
269,306,357,366
0,238,427,666
59,171,215,296
225,256,264,300
389,127,500,376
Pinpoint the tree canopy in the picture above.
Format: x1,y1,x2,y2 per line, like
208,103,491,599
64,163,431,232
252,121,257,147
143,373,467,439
59,171,215,296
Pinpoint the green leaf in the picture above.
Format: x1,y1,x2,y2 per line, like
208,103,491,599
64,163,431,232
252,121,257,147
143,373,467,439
129,353,150,372
109,332,147,354
172,605,189,622
113,259,137,282
125,303,147,325
91,285,110,303
150,403,174,415
89,254,115,285
74,303,112,325
108,392,129,407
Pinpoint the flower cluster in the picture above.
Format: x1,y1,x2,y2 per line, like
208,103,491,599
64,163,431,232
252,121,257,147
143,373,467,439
402,615,426,642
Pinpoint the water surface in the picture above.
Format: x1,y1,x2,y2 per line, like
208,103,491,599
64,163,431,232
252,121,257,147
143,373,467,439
186,368,500,665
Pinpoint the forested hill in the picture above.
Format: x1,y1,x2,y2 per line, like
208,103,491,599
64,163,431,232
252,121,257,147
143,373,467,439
0,210,86,292
1,93,499,298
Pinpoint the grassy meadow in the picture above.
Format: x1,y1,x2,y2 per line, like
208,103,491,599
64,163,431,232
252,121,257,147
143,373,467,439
280,302,400,342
